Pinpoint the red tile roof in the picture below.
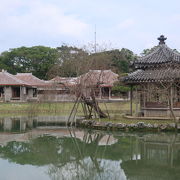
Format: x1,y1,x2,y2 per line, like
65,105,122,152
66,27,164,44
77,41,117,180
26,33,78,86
79,70,119,87
0,70,118,88
0,70,29,86
15,73,46,87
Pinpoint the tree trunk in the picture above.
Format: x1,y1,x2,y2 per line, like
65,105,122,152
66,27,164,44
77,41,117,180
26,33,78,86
81,94,107,118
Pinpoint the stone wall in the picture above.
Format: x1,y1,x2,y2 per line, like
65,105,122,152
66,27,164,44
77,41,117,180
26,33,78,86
143,108,180,117
20,86,27,102
4,86,12,102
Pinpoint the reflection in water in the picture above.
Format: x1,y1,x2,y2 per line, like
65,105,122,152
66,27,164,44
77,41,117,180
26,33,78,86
0,117,32,132
0,126,179,180
0,115,71,132
122,133,180,180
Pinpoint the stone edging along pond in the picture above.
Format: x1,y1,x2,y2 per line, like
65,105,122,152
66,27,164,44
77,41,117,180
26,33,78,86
75,120,179,132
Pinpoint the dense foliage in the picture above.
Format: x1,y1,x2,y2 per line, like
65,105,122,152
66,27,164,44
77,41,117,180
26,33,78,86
0,46,59,79
112,85,131,94
0,45,137,79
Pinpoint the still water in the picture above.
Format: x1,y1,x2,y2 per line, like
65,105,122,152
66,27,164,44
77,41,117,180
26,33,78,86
0,116,180,180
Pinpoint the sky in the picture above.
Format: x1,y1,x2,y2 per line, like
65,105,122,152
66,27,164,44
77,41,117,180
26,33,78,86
0,0,180,54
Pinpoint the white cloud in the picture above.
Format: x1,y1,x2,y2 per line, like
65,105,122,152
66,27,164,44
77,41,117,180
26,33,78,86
1,0,180,54
117,18,135,29
169,14,180,23
0,0,89,39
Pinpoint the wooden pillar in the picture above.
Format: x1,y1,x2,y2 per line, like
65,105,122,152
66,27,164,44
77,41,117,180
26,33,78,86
170,86,174,109
20,86,23,101
130,85,133,116
4,86,6,102
99,87,102,99
167,85,174,117
143,85,146,108
147,83,150,102
169,85,177,123
108,87,111,100
135,86,138,117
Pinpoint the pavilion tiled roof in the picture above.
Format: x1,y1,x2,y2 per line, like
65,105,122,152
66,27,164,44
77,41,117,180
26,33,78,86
134,44,180,69
123,67,180,83
124,35,180,84
0,70,29,86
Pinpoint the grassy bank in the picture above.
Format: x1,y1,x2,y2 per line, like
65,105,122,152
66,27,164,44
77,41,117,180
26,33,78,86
0,101,130,115
0,102,74,116
0,102,174,125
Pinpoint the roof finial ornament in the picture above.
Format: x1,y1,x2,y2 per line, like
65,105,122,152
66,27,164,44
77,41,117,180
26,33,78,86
158,35,167,45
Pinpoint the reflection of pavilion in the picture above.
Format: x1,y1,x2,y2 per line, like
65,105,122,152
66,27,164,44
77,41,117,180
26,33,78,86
121,134,180,180
140,134,180,165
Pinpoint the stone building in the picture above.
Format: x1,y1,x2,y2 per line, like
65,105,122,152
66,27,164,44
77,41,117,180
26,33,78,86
0,71,52,102
0,70,36,102
15,73,76,102
0,69,119,102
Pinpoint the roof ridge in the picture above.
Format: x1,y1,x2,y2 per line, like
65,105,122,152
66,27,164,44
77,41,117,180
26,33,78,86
15,73,45,82
16,73,32,75
135,44,180,67
164,45,180,56
139,46,160,60
4,71,28,85
159,45,170,62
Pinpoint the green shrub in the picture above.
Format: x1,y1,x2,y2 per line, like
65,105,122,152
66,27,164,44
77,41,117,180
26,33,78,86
112,85,130,94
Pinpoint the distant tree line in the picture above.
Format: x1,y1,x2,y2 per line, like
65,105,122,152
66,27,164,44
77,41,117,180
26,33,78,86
0,45,138,80
0,46,58,79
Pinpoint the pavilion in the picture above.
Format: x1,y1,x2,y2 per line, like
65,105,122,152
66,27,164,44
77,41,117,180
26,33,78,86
124,35,180,117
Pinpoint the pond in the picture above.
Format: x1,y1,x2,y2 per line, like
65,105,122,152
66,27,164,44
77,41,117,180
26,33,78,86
0,116,180,180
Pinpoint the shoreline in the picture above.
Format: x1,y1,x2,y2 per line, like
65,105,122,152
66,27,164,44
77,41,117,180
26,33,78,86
76,119,179,132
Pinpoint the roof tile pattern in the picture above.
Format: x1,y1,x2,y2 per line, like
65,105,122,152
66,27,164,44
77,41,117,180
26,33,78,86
124,38,180,84
135,44,180,68
15,73,46,86
80,70,119,87
0,71,29,86
124,67,180,83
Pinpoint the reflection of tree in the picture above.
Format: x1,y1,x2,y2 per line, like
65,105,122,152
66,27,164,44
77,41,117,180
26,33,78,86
0,129,130,180
47,128,124,180
0,131,180,179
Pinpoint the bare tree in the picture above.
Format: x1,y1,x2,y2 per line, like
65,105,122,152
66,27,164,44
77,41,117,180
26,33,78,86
67,70,112,125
